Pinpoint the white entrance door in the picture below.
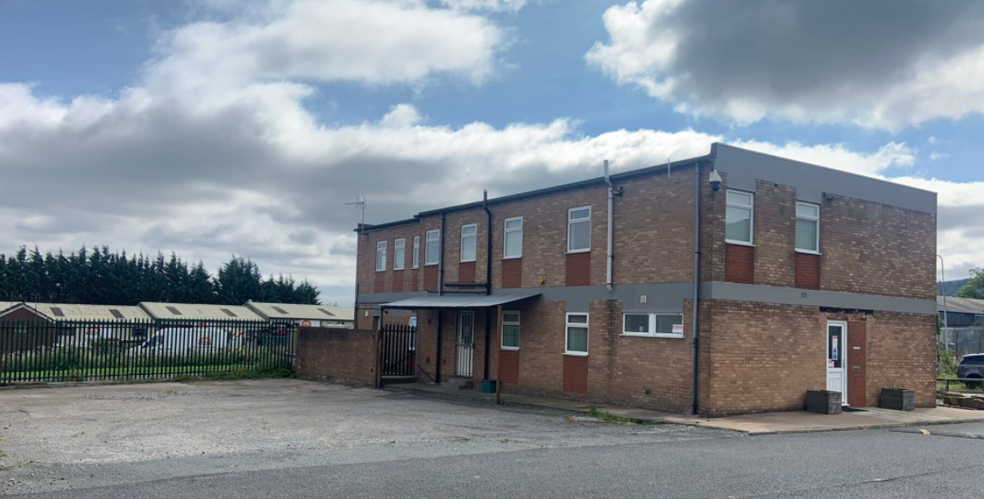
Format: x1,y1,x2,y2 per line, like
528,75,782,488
456,311,475,377
826,321,848,404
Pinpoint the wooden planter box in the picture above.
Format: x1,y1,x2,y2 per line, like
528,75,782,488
879,388,914,411
806,390,842,414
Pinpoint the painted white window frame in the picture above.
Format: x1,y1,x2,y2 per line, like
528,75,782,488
567,206,592,253
503,216,523,259
412,236,420,269
564,312,589,356
795,202,821,254
393,238,406,270
725,190,754,245
621,312,685,338
375,241,387,272
501,310,520,350
460,224,478,263
425,229,440,266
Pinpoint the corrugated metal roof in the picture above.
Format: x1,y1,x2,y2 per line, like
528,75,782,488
32,303,151,321
938,295,984,315
245,302,355,321
382,291,541,309
139,302,264,320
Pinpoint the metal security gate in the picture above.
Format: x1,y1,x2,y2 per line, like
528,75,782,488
380,324,416,377
455,311,474,377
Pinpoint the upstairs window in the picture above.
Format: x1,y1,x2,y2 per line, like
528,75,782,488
394,238,406,270
504,217,523,259
501,311,520,350
567,206,591,253
425,230,440,265
795,202,820,253
375,241,387,272
412,236,420,269
460,224,477,262
725,190,754,244
565,313,589,355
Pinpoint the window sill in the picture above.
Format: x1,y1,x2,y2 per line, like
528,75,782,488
459,259,476,263
566,249,591,255
375,269,386,273
393,268,405,272
564,351,588,357
620,333,684,339
424,263,439,267
795,249,821,256
502,255,522,260
725,240,754,247
501,346,519,351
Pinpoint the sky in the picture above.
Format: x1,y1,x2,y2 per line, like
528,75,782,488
2,0,983,305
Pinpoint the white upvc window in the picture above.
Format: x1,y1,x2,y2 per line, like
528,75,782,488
725,190,754,245
460,224,477,262
425,230,440,265
393,238,406,270
412,236,420,269
565,313,589,355
567,206,591,253
503,217,523,259
622,313,685,338
501,310,520,350
795,202,820,254
375,241,387,272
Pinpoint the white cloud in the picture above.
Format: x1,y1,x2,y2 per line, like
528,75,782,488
439,0,529,12
930,151,951,161
586,0,984,129
2,0,980,303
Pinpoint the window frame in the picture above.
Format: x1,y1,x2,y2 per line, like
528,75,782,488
425,229,440,266
375,240,387,272
567,206,592,254
460,224,478,263
564,312,589,356
412,236,420,269
393,238,406,271
725,190,755,246
621,312,685,339
501,310,521,351
503,216,523,259
795,201,821,255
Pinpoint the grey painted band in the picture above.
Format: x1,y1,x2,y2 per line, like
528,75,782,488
713,144,937,214
359,282,935,315
701,282,937,315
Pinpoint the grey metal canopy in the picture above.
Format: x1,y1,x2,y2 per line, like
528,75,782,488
381,291,541,310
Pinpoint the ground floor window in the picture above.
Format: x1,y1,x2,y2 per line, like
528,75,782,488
565,313,589,355
501,311,520,350
622,313,684,338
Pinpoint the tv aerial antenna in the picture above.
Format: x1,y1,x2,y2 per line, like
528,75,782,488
346,196,368,236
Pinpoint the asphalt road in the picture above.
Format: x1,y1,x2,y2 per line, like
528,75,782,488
6,422,984,498
3,381,984,498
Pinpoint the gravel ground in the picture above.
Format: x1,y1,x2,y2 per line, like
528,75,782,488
0,379,733,495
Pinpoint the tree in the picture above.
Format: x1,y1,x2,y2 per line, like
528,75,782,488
955,268,984,299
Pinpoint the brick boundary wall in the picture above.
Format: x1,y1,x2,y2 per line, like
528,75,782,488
294,327,378,387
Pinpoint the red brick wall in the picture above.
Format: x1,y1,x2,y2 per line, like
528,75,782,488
501,258,522,288
500,350,520,384
458,261,476,283
423,266,438,292
724,244,754,284
865,311,935,407
295,327,377,386
392,270,404,292
753,180,796,287
563,355,589,393
565,252,591,286
795,253,821,289
846,319,867,407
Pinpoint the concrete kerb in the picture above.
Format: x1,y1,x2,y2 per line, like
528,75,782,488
382,384,984,435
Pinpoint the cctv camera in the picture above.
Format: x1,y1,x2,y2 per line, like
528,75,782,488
708,170,722,192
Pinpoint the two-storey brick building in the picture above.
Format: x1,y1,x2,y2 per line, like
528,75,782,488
355,143,937,416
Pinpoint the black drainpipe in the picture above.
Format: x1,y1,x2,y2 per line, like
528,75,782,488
690,162,702,416
482,190,493,381
438,212,446,296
